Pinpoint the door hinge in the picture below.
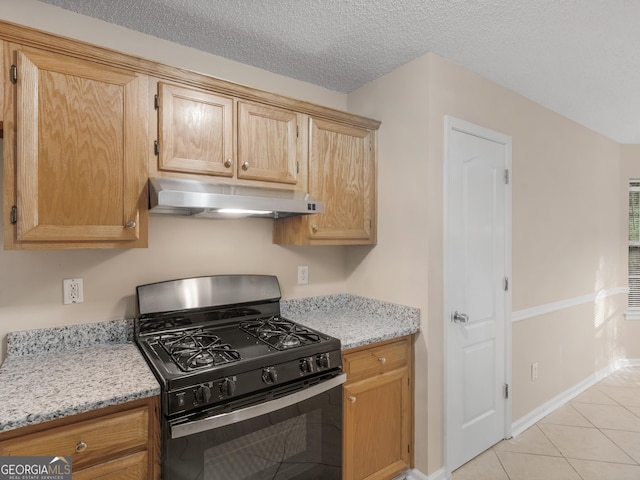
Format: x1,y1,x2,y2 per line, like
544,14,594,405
504,277,509,291
154,140,159,156
369,141,373,151
10,65,17,84
10,205,17,224
296,161,299,174
296,125,299,138
154,94,159,110
504,384,509,399
504,169,510,184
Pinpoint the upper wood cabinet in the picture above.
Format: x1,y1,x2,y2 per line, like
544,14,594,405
0,41,4,136
154,82,303,188
3,44,149,249
273,117,377,245
237,101,300,185
157,81,234,177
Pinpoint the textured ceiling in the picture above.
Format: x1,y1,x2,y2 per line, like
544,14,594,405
38,0,640,143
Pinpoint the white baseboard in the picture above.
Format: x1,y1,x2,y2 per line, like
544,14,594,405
511,359,639,436
396,468,440,480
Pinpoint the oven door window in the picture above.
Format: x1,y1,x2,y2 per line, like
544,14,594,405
165,385,342,480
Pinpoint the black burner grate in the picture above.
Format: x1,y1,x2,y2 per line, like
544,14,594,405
240,317,321,350
160,329,241,371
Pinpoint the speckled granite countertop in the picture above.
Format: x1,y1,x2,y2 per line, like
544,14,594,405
281,294,420,350
0,320,160,434
0,294,418,434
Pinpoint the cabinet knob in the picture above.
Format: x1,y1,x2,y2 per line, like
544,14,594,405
75,441,88,453
378,357,386,364
311,224,318,233
224,158,232,168
348,396,356,404
242,161,250,170
125,221,136,229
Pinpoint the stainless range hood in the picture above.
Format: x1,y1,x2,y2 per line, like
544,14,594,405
148,177,324,219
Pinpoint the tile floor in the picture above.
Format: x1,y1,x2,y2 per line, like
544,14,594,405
452,366,640,480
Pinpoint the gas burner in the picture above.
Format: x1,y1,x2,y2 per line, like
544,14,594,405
240,317,320,350
160,329,241,372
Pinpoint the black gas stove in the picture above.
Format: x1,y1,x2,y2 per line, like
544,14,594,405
135,275,344,480
135,275,342,417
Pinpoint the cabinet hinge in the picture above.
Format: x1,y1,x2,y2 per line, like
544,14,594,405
408,444,411,454
504,169,510,185
154,140,159,156
296,125,299,138
10,65,17,84
296,161,299,174
10,205,17,225
504,383,509,399
154,94,159,110
369,141,372,151
504,277,509,291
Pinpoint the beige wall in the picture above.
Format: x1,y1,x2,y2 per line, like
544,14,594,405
2,1,637,477
0,1,351,360
348,52,632,475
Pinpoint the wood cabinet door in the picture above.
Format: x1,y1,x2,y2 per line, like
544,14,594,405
157,82,234,177
237,101,299,185
309,118,375,242
343,366,411,480
10,46,147,244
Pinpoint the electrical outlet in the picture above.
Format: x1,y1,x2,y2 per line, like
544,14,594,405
531,362,539,381
297,266,309,285
63,278,84,304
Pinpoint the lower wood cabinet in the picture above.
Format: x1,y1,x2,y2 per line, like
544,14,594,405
342,336,414,480
0,396,160,480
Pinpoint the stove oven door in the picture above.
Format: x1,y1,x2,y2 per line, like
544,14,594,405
164,373,345,480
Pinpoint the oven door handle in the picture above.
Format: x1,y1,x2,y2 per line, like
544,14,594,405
171,373,346,439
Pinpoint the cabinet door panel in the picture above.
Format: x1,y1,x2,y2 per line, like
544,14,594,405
344,367,410,480
309,118,374,241
158,82,234,177
238,102,298,185
14,47,146,243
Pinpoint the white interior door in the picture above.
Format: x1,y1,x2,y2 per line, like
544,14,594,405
444,116,512,476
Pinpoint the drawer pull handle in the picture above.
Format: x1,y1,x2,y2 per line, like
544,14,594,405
378,357,386,364
348,396,356,404
125,221,136,229
224,158,232,168
242,161,250,170
75,441,87,453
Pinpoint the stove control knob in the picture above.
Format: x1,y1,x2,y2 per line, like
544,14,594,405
300,357,314,374
220,378,236,397
317,354,331,369
195,385,212,404
262,367,278,384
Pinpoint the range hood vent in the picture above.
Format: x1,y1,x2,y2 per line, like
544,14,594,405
148,177,324,219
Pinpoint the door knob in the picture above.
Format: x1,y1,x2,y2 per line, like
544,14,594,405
452,311,469,323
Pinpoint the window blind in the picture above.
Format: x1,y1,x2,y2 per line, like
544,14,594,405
629,182,640,309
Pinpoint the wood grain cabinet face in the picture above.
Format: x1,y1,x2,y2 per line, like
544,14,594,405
342,338,413,480
4,45,148,249
157,81,234,177
272,117,377,246
309,118,375,243
237,101,299,185
0,397,160,480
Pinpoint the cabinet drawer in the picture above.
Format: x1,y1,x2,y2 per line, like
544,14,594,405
0,407,149,471
74,450,148,480
343,338,409,382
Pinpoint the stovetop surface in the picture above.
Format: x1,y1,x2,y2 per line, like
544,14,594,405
136,314,341,388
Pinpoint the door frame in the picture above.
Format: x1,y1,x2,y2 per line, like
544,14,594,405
442,115,513,477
